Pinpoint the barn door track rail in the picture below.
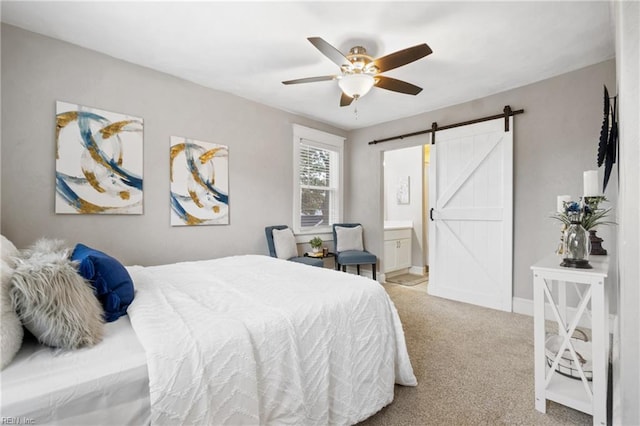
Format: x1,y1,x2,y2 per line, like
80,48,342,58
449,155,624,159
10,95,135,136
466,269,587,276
368,105,525,145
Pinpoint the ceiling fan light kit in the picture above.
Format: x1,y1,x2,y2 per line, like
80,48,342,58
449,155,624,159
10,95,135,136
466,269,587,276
283,37,432,107
338,74,375,99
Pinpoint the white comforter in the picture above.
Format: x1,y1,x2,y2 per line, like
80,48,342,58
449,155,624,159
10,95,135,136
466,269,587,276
127,255,416,425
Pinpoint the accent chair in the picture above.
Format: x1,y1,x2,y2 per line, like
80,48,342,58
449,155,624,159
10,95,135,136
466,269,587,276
265,225,324,267
332,223,377,280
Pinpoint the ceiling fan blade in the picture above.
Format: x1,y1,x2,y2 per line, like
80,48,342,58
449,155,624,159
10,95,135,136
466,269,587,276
373,43,432,73
308,37,351,68
282,75,337,85
375,76,423,95
340,92,354,107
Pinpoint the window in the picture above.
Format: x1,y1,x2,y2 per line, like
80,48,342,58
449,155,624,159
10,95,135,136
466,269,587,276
292,125,344,235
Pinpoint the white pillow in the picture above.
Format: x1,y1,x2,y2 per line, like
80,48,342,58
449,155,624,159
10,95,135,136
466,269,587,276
336,225,364,252
1,259,23,370
272,228,298,260
1,235,19,268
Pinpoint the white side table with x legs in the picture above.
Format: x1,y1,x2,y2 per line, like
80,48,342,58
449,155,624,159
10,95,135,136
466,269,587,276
531,254,609,426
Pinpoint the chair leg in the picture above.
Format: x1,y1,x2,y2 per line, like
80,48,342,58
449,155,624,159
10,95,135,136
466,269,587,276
342,265,346,272
372,265,376,281
335,262,340,271
357,265,360,275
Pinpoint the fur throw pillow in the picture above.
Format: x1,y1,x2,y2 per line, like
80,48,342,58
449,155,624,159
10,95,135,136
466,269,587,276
10,239,104,349
1,259,23,369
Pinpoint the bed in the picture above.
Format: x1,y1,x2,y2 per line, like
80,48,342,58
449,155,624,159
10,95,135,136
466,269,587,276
1,317,150,425
1,254,416,425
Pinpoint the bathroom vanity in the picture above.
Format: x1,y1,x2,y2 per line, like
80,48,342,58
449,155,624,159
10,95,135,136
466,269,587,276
383,221,413,273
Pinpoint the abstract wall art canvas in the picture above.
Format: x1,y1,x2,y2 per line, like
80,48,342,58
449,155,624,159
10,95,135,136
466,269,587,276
170,136,229,226
55,101,144,214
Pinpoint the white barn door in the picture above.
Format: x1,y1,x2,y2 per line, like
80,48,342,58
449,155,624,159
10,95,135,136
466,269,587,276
428,118,513,311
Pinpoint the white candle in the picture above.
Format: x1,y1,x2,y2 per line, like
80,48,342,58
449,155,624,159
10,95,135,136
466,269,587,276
583,170,599,197
557,195,571,213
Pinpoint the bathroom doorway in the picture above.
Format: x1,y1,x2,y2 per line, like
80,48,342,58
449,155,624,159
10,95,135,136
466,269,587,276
382,144,430,285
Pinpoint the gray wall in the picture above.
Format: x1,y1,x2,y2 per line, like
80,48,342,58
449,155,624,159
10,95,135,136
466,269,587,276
0,24,346,266
345,59,617,302
0,24,618,303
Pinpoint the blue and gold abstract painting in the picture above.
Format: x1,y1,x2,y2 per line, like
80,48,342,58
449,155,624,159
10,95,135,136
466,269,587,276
170,136,229,226
55,102,143,214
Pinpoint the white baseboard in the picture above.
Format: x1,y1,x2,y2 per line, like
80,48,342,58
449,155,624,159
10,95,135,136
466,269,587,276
512,297,616,330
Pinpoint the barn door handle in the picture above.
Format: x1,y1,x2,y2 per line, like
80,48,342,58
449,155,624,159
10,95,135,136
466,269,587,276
430,208,434,221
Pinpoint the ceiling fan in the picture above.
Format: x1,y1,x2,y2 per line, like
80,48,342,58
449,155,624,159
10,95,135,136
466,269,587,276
282,37,432,107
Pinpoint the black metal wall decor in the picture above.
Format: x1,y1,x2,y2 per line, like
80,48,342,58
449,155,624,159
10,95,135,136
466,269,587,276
597,85,618,192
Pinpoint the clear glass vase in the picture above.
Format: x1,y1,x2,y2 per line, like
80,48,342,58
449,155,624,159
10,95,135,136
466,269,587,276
560,212,592,269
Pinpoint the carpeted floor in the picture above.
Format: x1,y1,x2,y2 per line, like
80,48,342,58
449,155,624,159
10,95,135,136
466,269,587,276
359,283,592,425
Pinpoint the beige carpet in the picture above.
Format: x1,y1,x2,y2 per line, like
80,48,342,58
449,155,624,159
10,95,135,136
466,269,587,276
385,273,428,286
359,283,593,425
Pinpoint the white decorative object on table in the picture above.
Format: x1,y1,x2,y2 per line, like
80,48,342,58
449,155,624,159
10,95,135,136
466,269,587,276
583,170,600,197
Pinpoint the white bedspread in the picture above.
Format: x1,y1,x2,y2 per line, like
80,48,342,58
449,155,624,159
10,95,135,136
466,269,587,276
127,255,416,425
1,317,150,425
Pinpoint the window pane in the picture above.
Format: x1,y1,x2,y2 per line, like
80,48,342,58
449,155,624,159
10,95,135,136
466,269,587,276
300,144,330,188
300,188,331,227
293,126,343,234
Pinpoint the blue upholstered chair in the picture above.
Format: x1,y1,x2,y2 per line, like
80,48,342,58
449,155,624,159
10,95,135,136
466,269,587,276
265,225,324,267
332,223,377,280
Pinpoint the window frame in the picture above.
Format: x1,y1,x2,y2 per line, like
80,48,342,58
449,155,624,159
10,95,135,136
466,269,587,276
292,124,344,236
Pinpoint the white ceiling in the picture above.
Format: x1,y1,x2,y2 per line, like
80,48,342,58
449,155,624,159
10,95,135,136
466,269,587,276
1,1,615,131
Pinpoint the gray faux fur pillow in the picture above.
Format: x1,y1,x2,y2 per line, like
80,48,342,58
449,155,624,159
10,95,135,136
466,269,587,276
10,239,104,349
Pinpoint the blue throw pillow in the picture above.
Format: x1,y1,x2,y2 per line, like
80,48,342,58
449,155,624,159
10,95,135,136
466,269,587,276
71,243,134,322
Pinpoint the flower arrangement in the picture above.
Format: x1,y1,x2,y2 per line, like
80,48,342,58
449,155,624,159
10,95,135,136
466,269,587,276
552,196,614,231
309,236,323,250
553,196,614,261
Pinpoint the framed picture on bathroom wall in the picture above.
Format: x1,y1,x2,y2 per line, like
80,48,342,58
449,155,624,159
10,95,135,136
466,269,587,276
397,176,410,204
